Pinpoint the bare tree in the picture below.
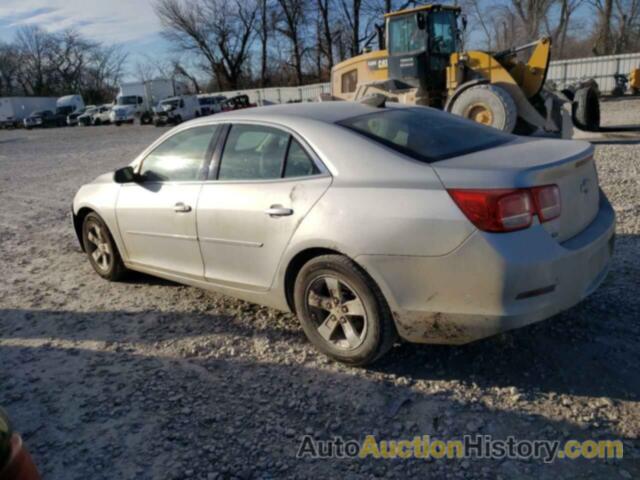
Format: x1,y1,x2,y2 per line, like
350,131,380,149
591,0,614,54
510,0,556,41
15,26,55,95
155,0,256,89
0,42,21,95
339,0,363,56
317,0,335,71
275,0,307,85
256,0,273,87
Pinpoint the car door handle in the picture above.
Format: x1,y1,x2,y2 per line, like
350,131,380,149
174,202,192,213
264,205,293,217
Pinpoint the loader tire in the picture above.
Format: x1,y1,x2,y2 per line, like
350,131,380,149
573,86,600,131
450,84,517,133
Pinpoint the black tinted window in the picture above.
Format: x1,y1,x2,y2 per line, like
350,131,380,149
140,126,217,182
219,125,289,180
285,139,319,177
338,107,513,162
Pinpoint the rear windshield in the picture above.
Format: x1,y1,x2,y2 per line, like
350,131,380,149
338,107,513,162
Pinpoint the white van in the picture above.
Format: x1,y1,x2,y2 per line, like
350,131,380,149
152,95,200,126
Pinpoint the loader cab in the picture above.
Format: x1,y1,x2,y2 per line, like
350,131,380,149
386,5,460,95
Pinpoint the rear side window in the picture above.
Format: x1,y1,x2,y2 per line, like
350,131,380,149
218,124,322,180
338,107,513,162
219,125,289,180
285,139,319,177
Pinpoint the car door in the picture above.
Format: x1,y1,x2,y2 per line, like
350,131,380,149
197,123,332,290
116,124,220,278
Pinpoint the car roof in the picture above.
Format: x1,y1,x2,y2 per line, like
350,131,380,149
193,101,396,126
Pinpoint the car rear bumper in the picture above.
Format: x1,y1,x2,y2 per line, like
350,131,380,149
356,193,616,345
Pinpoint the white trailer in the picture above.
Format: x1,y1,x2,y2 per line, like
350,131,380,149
110,79,187,125
0,97,57,128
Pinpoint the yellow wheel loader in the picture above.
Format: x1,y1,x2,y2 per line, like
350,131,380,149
330,4,601,137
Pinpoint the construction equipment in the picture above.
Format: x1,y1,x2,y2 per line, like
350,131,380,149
612,69,640,96
631,68,640,95
330,4,600,137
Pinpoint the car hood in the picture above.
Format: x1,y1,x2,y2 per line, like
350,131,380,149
88,171,116,185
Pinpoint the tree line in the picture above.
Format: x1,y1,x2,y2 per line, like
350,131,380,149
0,26,127,102
1,0,639,99
155,0,640,91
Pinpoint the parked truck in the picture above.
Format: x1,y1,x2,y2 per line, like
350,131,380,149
110,79,187,126
152,95,201,126
0,97,57,128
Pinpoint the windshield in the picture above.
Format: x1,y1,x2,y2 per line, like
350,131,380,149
117,96,139,106
388,14,425,54
338,107,513,162
429,11,458,54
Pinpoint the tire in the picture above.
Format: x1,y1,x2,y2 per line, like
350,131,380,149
572,86,600,131
82,212,127,281
450,84,517,133
140,113,152,125
293,255,397,366
94,118,101,126
174,115,183,124
115,122,122,127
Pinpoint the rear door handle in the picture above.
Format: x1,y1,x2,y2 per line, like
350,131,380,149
174,202,192,213
264,205,293,217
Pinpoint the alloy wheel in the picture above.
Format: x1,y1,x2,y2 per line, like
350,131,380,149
305,275,368,350
86,223,112,272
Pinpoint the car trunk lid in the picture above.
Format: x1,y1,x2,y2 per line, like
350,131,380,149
432,137,599,243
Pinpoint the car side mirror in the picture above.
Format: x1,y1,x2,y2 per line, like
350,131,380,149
114,166,138,184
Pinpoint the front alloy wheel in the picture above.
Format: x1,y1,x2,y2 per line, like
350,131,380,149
82,213,126,281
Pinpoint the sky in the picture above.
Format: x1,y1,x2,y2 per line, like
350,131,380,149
0,0,170,65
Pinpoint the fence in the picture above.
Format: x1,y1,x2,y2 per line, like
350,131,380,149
547,52,640,93
217,52,640,103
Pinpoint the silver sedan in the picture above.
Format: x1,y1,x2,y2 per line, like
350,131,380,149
72,102,615,365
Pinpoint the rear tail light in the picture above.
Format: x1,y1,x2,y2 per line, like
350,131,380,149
448,185,561,233
531,185,561,222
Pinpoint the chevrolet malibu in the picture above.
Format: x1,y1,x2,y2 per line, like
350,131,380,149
72,102,615,365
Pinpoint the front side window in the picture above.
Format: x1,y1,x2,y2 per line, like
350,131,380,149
339,107,513,162
218,125,289,180
429,11,458,55
388,14,425,54
139,125,218,182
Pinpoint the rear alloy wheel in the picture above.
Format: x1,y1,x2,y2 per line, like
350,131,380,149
82,213,127,281
294,255,396,365
451,84,517,133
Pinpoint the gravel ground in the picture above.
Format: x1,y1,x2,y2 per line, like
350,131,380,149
1,101,639,480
